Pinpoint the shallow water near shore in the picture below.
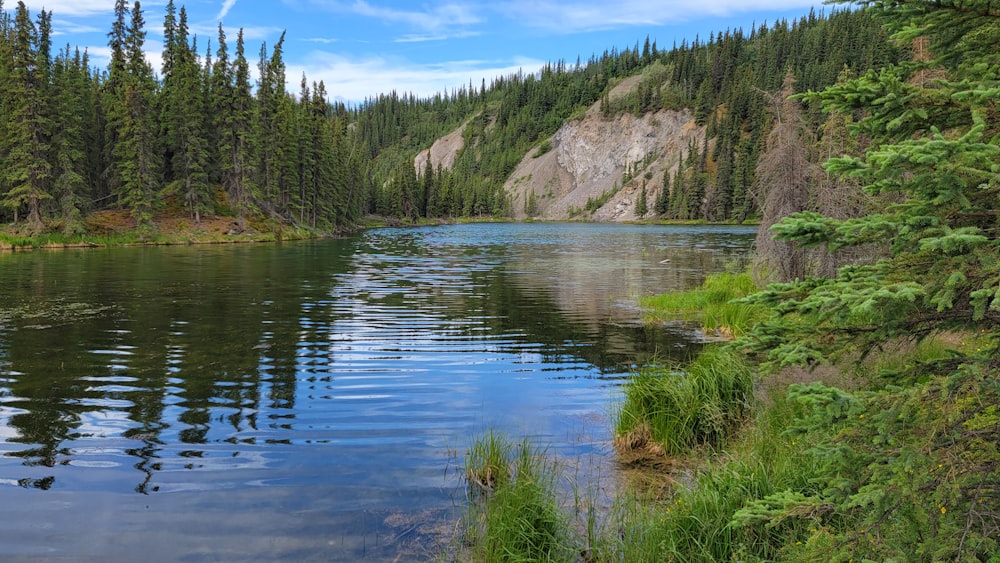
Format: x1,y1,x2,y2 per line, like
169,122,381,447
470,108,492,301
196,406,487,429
0,222,754,561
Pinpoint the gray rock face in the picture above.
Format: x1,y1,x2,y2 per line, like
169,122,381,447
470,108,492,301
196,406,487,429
514,106,701,221
416,78,705,222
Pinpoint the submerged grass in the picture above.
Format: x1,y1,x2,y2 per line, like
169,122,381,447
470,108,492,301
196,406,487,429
614,346,755,458
640,271,767,337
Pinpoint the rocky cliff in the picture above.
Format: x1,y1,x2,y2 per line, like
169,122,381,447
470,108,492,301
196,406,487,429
414,76,705,221
415,77,706,221
507,104,703,221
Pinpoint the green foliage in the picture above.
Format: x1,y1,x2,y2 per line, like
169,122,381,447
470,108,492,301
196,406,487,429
640,271,767,336
733,1,1000,559
615,346,755,456
584,186,617,213
465,428,514,492
603,394,824,561
533,139,552,158
463,433,574,562
0,2,904,231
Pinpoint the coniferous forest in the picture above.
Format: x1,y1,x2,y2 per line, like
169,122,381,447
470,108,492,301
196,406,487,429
0,0,903,236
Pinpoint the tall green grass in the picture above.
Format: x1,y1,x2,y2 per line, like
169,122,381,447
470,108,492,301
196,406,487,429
462,433,576,562
614,346,755,456
640,272,768,337
602,393,825,561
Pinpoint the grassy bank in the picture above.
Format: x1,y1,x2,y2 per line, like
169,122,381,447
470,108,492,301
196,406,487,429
639,272,768,337
0,210,322,251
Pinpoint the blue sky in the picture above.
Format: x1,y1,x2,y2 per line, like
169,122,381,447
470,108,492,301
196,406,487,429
20,0,827,103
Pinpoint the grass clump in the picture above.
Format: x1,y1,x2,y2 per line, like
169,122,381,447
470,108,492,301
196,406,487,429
614,346,755,458
603,393,825,562
462,432,576,562
465,428,514,492
640,271,768,337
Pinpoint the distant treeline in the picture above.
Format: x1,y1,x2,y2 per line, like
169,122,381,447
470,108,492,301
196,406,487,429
0,0,901,233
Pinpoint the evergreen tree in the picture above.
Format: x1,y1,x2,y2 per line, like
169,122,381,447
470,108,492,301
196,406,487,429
161,6,211,222
50,46,90,234
653,167,670,216
215,28,255,228
740,1,1000,559
1,1,52,232
0,1,13,223
114,0,160,232
635,181,648,218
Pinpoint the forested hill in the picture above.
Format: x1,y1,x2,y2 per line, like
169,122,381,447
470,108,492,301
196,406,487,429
0,1,902,236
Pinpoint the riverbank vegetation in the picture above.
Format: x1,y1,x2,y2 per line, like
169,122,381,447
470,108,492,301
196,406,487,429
458,0,1000,560
638,271,766,337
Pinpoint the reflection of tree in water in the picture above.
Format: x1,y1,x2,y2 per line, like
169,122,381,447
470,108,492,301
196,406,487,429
2,320,96,488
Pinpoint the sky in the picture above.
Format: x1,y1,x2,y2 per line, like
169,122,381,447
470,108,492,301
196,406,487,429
17,0,829,104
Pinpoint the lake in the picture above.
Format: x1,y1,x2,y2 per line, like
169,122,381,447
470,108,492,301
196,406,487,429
0,222,755,561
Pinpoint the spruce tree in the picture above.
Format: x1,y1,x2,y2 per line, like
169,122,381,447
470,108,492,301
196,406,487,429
215,28,255,228
635,181,648,218
0,2,11,223
1,1,52,232
739,1,1000,559
114,0,160,232
51,46,89,234
161,6,210,223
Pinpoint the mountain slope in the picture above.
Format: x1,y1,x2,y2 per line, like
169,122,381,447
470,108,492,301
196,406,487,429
505,77,703,221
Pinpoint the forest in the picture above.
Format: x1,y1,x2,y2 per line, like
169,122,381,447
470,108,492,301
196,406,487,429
1,0,902,236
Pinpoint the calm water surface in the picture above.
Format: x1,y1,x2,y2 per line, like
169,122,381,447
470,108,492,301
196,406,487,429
0,223,754,561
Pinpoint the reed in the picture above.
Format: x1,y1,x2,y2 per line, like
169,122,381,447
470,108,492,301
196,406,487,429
602,394,823,561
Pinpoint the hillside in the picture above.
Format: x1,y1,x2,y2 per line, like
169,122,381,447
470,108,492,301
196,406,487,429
391,8,902,225
503,79,703,221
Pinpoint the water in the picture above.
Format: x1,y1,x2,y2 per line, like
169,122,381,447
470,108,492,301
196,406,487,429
0,222,755,561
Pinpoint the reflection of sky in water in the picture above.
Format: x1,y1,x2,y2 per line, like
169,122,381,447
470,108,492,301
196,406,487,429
0,223,754,560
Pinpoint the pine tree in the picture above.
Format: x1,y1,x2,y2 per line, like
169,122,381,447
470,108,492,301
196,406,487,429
0,1,13,223
254,32,288,216
161,6,210,222
635,181,648,218
1,1,52,232
653,167,670,216
215,28,255,228
51,46,90,234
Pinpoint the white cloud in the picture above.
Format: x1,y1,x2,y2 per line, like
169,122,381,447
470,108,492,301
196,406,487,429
349,0,482,31
302,0,484,40
287,51,545,103
20,0,113,17
50,19,104,36
395,30,481,43
216,0,238,21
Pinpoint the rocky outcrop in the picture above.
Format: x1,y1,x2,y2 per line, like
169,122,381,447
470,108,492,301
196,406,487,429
505,80,705,221
415,119,467,173
416,79,706,222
